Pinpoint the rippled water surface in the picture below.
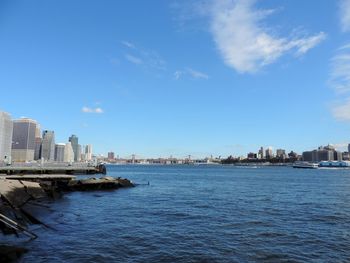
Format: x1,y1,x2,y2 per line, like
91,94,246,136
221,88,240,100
19,165,350,262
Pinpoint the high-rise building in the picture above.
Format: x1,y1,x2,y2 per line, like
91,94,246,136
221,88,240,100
265,147,273,159
85,144,92,161
54,143,65,162
68,135,79,162
108,152,115,160
77,144,82,162
11,118,37,162
258,147,264,159
34,137,42,160
348,143,350,153
41,130,55,161
276,149,286,159
0,111,13,162
64,142,74,163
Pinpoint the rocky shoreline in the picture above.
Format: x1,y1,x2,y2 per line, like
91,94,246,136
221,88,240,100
0,174,134,262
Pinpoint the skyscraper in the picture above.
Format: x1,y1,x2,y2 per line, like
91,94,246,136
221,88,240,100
41,130,55,161
64,142,74,163
54,143,65,162
85,144,92,161
34,137,42,160
0,111,13,162
11,118,37,162
68,135,79,162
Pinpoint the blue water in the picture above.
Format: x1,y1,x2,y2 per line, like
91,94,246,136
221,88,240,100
18,165,350,262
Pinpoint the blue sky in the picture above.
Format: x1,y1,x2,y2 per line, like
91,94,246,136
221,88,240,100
1,0,350,158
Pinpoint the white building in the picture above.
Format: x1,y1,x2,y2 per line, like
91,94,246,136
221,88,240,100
64,142,74,163
0,111,13,163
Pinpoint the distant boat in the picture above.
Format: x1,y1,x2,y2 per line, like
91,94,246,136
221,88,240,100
319,161,350,168
293,162,319,169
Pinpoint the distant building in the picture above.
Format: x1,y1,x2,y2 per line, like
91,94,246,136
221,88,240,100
258,147,264,159
108,152,115,160
54,143,65,162
247,152,257,159
41,130,55,161
85,144,92,161
34,137,42,160
0,111,13,162
77,144,82,162
64,142,74,163
276,149,286,159
11,118,37,162
302,145,337,162
265,147,273,159
69,135,79,162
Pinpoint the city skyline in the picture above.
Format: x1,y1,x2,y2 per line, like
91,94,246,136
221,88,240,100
1,1,350,157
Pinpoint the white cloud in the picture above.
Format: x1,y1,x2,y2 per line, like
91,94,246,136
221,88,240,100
125,54,143,65
208,0,326,73
340,0,350,32
174,68,209,80
82,107,104,114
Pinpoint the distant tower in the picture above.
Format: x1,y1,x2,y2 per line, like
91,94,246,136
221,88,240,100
11,118,37,162
0,111,13,162
54,143,65,162
42,130,55,161
64,142,74,163
69,135,79,162
85,144,92,161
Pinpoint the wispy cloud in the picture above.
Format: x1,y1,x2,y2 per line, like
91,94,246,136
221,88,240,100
82,107,104,114
174,68,209,80
121,41,166,70
332,98,350,121
329,47,350,94
125,54,143,65
207,0,326,73
329,46,350,121
121,40,136,49
340,0,350,32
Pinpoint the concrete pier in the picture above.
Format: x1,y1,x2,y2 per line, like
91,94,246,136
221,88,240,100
0,164,106,175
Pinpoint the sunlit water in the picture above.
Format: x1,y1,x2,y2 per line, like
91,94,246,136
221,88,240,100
16,165,350,262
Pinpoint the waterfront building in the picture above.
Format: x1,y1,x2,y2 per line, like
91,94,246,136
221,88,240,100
258,147,264,159
302,145,336,162
265,147,273,159
64,142,74,163
77,144,82,162
0,111,13,162
276,149,286,159
108,152,115,160
34,137,42,160
69,135,79,162
348,143,350,154
247,152,257,159
85,144,92,161
54,143,65,162
11,118,37,162
41,130,55,161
